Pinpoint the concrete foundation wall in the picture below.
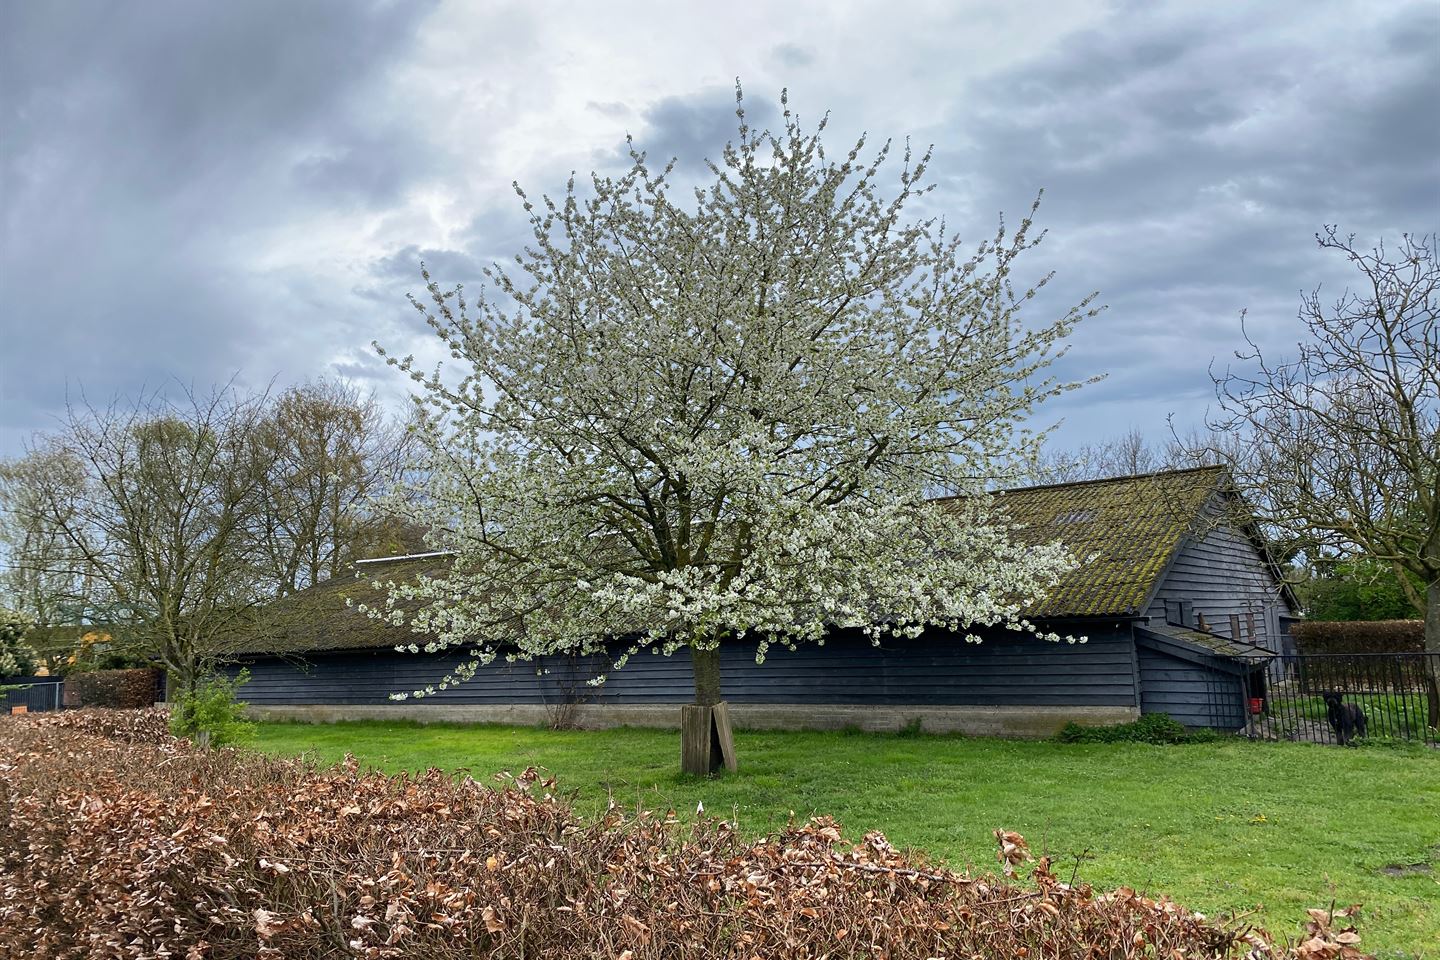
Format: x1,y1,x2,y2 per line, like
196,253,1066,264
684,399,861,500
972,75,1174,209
247,702,1138,738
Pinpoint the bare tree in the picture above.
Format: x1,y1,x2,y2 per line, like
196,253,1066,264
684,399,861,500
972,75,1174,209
0,448,93,666
30,385,276,693
255,379,415,595
1020,425,1246,485
1021,427,1165,484
1210,228,1439,724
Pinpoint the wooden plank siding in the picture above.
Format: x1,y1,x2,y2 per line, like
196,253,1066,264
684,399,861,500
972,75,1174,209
1136,643,1248,730
1145,518,1295,656
229,622,1139,709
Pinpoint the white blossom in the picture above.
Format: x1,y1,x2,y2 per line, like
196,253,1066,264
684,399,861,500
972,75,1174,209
371,89,1098,699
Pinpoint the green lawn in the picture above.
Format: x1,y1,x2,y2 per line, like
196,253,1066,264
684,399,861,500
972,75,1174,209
252,721,1440,957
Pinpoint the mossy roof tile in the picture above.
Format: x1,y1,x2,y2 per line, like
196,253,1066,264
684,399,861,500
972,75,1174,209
982,466,1225,619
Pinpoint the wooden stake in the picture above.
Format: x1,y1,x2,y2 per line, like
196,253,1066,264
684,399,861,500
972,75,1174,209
681,702,737,775
711,702,737,772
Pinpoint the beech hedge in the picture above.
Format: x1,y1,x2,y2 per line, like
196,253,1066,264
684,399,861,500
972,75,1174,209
0,709,1369,959
63,667,161,709
1290,620,1424,655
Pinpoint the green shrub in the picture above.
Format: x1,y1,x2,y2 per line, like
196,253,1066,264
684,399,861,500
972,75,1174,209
1295,558,1421,622
896,716,927,738
169,670,254,746
0,608,38,679
1057,713,1204,744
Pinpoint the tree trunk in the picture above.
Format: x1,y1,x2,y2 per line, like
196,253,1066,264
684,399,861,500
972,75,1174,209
162,643,202,701
691,645,722,706
1425,578,1439,731
681,645,737,775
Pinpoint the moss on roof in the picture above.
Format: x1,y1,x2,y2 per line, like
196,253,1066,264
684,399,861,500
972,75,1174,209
986,466,1227,619
237,558,446,656
1143,622,1276,659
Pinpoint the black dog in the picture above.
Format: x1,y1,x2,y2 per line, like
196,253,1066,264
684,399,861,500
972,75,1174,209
1322,692,1367,746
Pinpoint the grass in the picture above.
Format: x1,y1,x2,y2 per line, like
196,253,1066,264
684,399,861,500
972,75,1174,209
252,720,1440,957
1275,692,1437,742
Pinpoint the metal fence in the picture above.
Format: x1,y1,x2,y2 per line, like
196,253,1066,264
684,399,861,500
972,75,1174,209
1240,652,1438,745
2,677,65,714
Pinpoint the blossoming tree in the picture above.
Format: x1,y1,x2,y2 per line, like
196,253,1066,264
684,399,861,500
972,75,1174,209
375,91,1099,772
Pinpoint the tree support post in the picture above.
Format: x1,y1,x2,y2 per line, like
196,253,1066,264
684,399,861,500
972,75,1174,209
682,645,737,774
681,702,737,775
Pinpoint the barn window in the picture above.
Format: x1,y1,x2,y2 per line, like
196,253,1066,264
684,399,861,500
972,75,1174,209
1056,509,1096,524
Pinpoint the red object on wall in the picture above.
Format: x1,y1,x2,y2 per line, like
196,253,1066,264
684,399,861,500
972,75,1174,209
1249,697,1264,715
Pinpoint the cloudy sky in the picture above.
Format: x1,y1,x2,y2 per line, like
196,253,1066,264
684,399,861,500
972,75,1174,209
2,0,1436,458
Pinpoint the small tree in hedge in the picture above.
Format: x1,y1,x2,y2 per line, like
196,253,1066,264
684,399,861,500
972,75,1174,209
0,608,38,678
169,670,254,746
1299,557,1422,622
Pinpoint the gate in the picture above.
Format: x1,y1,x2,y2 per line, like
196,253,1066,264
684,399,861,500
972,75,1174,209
1240,652,1438,745
2,677,65,714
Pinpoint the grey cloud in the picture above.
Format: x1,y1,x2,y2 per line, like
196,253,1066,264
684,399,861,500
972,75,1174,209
329,348,395,384
368,246,489,287
356,206,537,310
457,206,543,268
2,1,427,207
587,101,632,118
922,1,1440,444
0,0,437,452
771,43,815,68
291,132,435,209
3,1,1437,461
606,87,781,173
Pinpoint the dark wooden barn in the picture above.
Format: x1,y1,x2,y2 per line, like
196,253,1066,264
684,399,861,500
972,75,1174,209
228,467,1296,736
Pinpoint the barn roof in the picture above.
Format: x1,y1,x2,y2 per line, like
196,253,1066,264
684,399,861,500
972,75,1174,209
1139,621,1276,660
236,467,1246,656
237,556,449,656
983,465,1229,619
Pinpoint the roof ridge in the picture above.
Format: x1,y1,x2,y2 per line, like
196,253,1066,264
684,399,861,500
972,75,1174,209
994,464,1226,496
355,550,456,565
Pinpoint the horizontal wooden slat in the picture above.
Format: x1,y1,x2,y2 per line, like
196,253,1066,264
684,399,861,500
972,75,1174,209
230,625,1141,709
1137,645,1246,728
1146,519,1293,665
